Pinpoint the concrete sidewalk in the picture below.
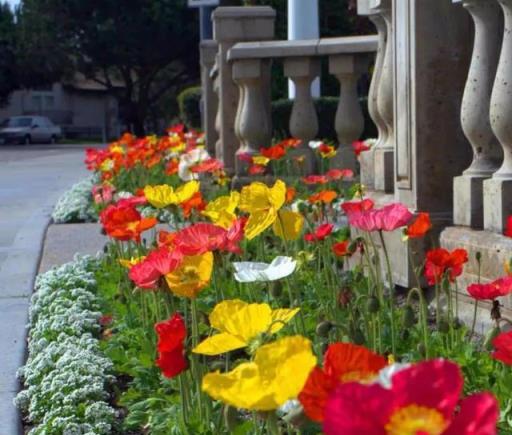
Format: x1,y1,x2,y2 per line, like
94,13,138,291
0,146,92,433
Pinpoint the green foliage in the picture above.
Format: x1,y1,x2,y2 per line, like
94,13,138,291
178,86,202,129
271,96,377,142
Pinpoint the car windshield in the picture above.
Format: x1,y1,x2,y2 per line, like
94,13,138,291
1,118,33,128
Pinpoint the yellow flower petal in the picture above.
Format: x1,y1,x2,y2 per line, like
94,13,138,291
193,332,248,356
239,182,272,213
165,252,213,298
272,210,304,241
244,209,277,240
119,256,146,268
269,307,300,334
202,191,239,229
144,184,177,208
252,155,270,166
209,299,272,343
202,336,316,411
268,180,286,210
175,180,200,204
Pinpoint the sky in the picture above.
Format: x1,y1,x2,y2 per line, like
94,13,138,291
5,0,19,9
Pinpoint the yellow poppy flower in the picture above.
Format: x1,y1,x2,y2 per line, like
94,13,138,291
144,181,200,208
118,256,146,268
202,336,316,411
202,191,240,229
165,251,213,298
193,299,299,356
272,210,304,241
252,155,270,166
239,180,286,240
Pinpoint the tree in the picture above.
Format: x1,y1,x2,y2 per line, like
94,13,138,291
18,0,200,135
0,3,20,106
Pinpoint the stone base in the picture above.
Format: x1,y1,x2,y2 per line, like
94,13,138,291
331,144,357,174
453,174,486,228
483,177,512,232
374,148,394,193
440,226,512,325
358,149,375,189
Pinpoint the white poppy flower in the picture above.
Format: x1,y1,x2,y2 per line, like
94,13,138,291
308,140,324,150
178,147,210,181
375,363,411,389
233,256,297,283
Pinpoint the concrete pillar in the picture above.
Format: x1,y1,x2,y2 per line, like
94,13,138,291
453,0,503,229
287,0,320,98
393,0,472,213
200,40,219,156
483,0,512,233
329,54,369,173
213,6,276,174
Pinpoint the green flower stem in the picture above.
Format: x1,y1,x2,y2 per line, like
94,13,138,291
266,412,281,435
406,287,430,358
378,230,396,356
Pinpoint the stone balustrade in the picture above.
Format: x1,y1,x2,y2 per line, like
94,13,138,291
226,35,378,178
451,0,512,234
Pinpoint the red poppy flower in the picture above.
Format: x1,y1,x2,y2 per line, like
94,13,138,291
341,199,374,215
116,195,148,208
180,191,206,218
352,140,370,157
318,144,336,158
424,248,468,285
505,216,512,237
260,144,286,160
190,158,223,173
405,212,432,238
237,152,253,163
323,359,499,435
128,247,183,289
302,175,329,185
305,223,334,242
332,240,350,257
224,218,246,254
348,203,413,232
158,230,177,248
174,223,226,256
326,168,354,181
100,203,157,242
308,190,337,205
492,331,512,365
155,313,188,378
467,276,512,300
128,260,162,289
285,186,296,203
299,343,386,423
248,164,266,175
277,138,301,148
165,158,179,176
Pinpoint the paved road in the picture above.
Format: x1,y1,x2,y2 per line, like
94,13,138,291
0,144,98,433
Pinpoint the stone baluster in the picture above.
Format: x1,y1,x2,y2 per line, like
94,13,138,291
213,7,276,175
210,62,223,161
374,0,394,193
484,0,512,232
232,58,273,177
358,1,388,189
200,40,219,157
283,57,321,174
329,54,369,173
453,0,502,228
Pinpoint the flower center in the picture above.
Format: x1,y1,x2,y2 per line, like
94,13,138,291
181,267,200,283
385,405,447,435
339,370,376,383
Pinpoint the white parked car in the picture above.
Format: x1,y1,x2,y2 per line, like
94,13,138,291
0,116,62,145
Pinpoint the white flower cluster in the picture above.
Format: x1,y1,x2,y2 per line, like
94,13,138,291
15,256,117,434
52,177,98,223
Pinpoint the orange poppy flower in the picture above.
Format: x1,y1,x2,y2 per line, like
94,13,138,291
100,203,157,242
158,230,177,248
180,191,206,218
298,343,387,423
332,240,350,257
308,190,337,204
405,212,432,239
286,186,297,203
165,158,179,176
260,144,286,160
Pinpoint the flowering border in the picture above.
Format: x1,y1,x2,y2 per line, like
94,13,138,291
15,256,116,434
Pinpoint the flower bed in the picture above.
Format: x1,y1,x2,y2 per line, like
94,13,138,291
15,256,116,434
22,126,512,433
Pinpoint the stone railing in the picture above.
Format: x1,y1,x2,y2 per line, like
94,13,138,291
227,35,378,178
453,0,512,234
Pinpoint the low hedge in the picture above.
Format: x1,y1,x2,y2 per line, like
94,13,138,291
177,86,202,129
271,96,377,142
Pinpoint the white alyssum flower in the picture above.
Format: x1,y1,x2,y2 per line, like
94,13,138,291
233,256,297,282
52,176,98,223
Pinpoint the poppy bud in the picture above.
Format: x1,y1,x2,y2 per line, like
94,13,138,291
351,327,366,345
210,360,225,372
337,288,352,308
452,317,463,330
316,321,333,338
297,202,309,214
484,326,501,351
491,300,502,321
283,405,308,427
438,318,450,333
403,305,416,328
367,296,380,313
223,405,241,431
400,329,410,341
475,251,482,262
417,343,426,357
100,227,107,236
270,281,283,299
348,239,359,254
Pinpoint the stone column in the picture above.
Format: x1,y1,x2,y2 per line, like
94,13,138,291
200,40,219,156
329,54,369,172
232,58,272,176
374,0,394,193
394,0,472,213
213,7,276,174
358,1,388,189
453,0,503,229
483,0,512,233
283,57,321,174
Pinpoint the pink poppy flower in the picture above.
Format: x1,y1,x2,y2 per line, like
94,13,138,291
348,203,413,232
467,276,512,301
